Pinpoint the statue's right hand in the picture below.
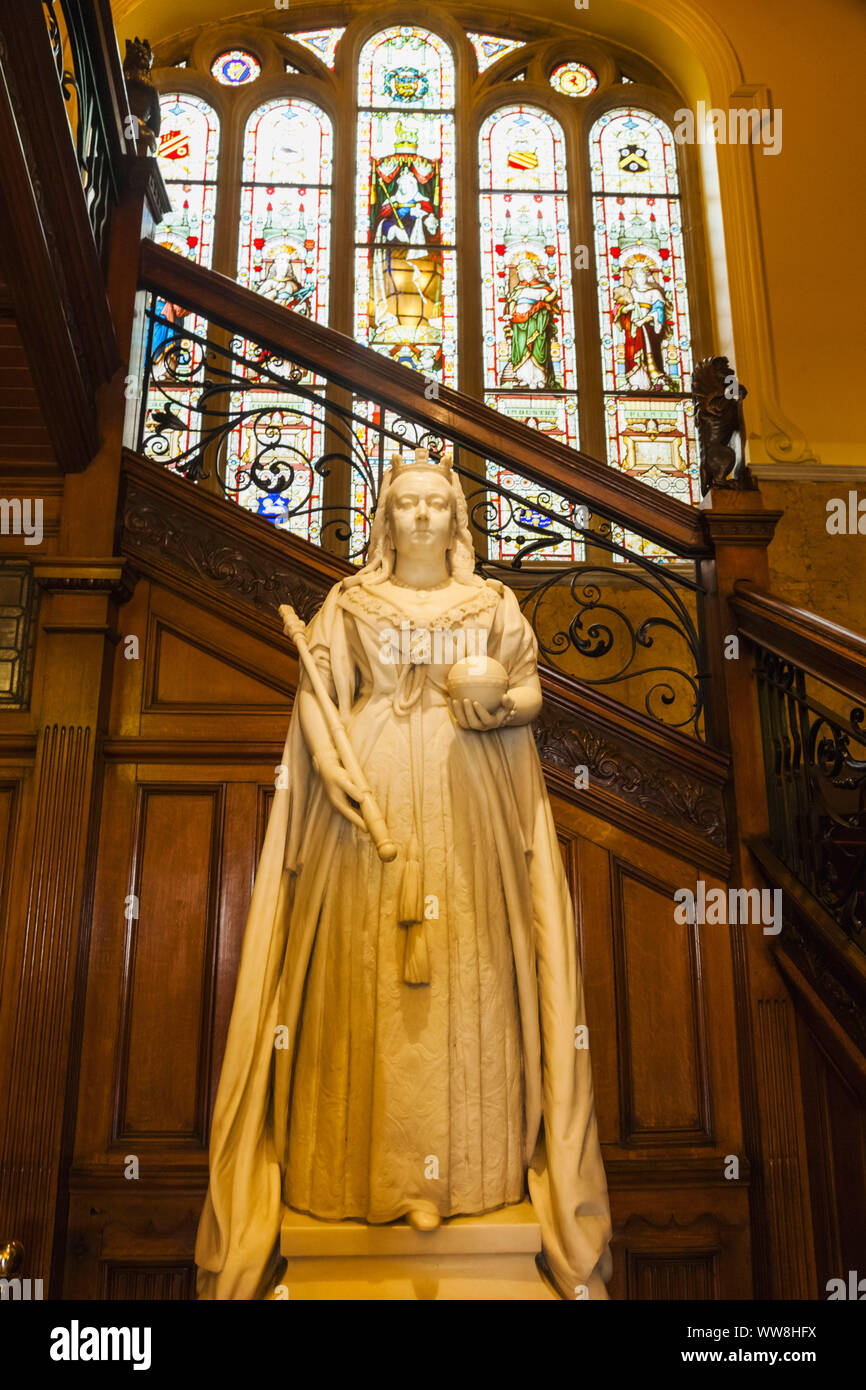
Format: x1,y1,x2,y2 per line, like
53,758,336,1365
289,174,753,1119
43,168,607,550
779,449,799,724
313,755,367,832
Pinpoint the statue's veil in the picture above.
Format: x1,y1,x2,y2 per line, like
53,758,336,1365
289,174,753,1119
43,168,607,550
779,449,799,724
343,460,482,589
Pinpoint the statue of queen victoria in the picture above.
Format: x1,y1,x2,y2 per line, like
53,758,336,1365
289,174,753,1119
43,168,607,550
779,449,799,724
195,452,612,1300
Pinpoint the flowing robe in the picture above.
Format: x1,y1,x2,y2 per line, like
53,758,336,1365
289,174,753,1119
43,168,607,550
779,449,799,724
195,576,612,1299
504,279,560,389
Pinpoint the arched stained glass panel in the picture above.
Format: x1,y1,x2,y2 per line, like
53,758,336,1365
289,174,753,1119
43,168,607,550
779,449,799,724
351,28,457,557
156,93,219,267
227,99,334,542
479,104,580,561
591,107,697,541
355,27,457,383
144,95,221,483
238,98,332,318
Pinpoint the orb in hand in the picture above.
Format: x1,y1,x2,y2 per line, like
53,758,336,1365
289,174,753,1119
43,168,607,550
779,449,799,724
446,655,509,714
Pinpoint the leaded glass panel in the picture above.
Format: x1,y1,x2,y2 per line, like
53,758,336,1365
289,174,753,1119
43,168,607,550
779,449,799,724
591,108,694,546
479,105,579,560
467,34,525,72
355,28,457,384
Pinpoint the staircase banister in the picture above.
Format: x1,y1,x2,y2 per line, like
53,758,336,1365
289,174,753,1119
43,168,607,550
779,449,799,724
81,0,138,173
138,239,711,558
731,582,866,703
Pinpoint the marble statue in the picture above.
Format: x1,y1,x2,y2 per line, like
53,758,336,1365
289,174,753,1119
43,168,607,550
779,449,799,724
195,452,612,1299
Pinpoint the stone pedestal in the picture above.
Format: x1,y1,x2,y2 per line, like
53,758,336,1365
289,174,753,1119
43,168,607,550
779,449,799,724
276,1201,561,1300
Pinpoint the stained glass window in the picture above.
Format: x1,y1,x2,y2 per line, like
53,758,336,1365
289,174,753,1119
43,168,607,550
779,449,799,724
238,99,332,319
231,99,334,539
156,93,219,268
352,27,457,553
467,34,525,73
355,27,457,384
211,50,260,85
287,28,345,69
479,104,580,561
550,62,597,98
222,386,329,545
591,108,697,551
150,24,707,560
149,95,220,477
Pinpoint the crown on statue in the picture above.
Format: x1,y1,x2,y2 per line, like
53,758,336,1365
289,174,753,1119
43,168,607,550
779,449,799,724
388,447,453,477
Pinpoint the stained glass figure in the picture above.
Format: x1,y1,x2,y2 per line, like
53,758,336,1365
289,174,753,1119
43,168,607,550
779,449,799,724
211,50,261,85
591,108,695,536
549,62,597,98
479,104,579,561
467,34,525,73
355,28,457,385
287,28,345,69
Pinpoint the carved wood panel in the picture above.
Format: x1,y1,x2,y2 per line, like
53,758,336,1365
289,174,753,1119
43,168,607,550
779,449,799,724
114,784,225,1144
796,1016,866,1297
144,615,293,714
610,858,713,1145
613,1203,750,1301
755,999,813,1298
102,1263,196,1300
0,777,21,1004
0,725,92,1277
627,1251,718,1300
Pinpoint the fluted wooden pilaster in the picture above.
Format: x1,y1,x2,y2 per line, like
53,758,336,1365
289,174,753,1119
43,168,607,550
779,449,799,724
0,724,92,1277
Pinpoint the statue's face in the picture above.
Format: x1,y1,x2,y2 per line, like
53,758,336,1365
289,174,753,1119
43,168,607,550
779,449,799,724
388,471,455,560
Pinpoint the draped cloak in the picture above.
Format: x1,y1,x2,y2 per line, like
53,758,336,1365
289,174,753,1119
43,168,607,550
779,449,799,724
195,576,612,1300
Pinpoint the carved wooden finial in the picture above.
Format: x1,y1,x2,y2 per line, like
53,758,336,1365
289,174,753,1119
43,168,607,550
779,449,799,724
693,355,755,496
123,38,161,144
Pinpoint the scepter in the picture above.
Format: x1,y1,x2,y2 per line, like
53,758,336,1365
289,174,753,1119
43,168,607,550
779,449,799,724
279,603,398,864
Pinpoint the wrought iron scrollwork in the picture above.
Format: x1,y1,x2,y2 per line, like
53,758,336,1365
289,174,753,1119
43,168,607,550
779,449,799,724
755,647,866,939
137,293,711,738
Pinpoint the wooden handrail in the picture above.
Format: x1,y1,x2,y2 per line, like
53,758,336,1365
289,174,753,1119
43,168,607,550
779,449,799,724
138,239,712,558
731,582,866,703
